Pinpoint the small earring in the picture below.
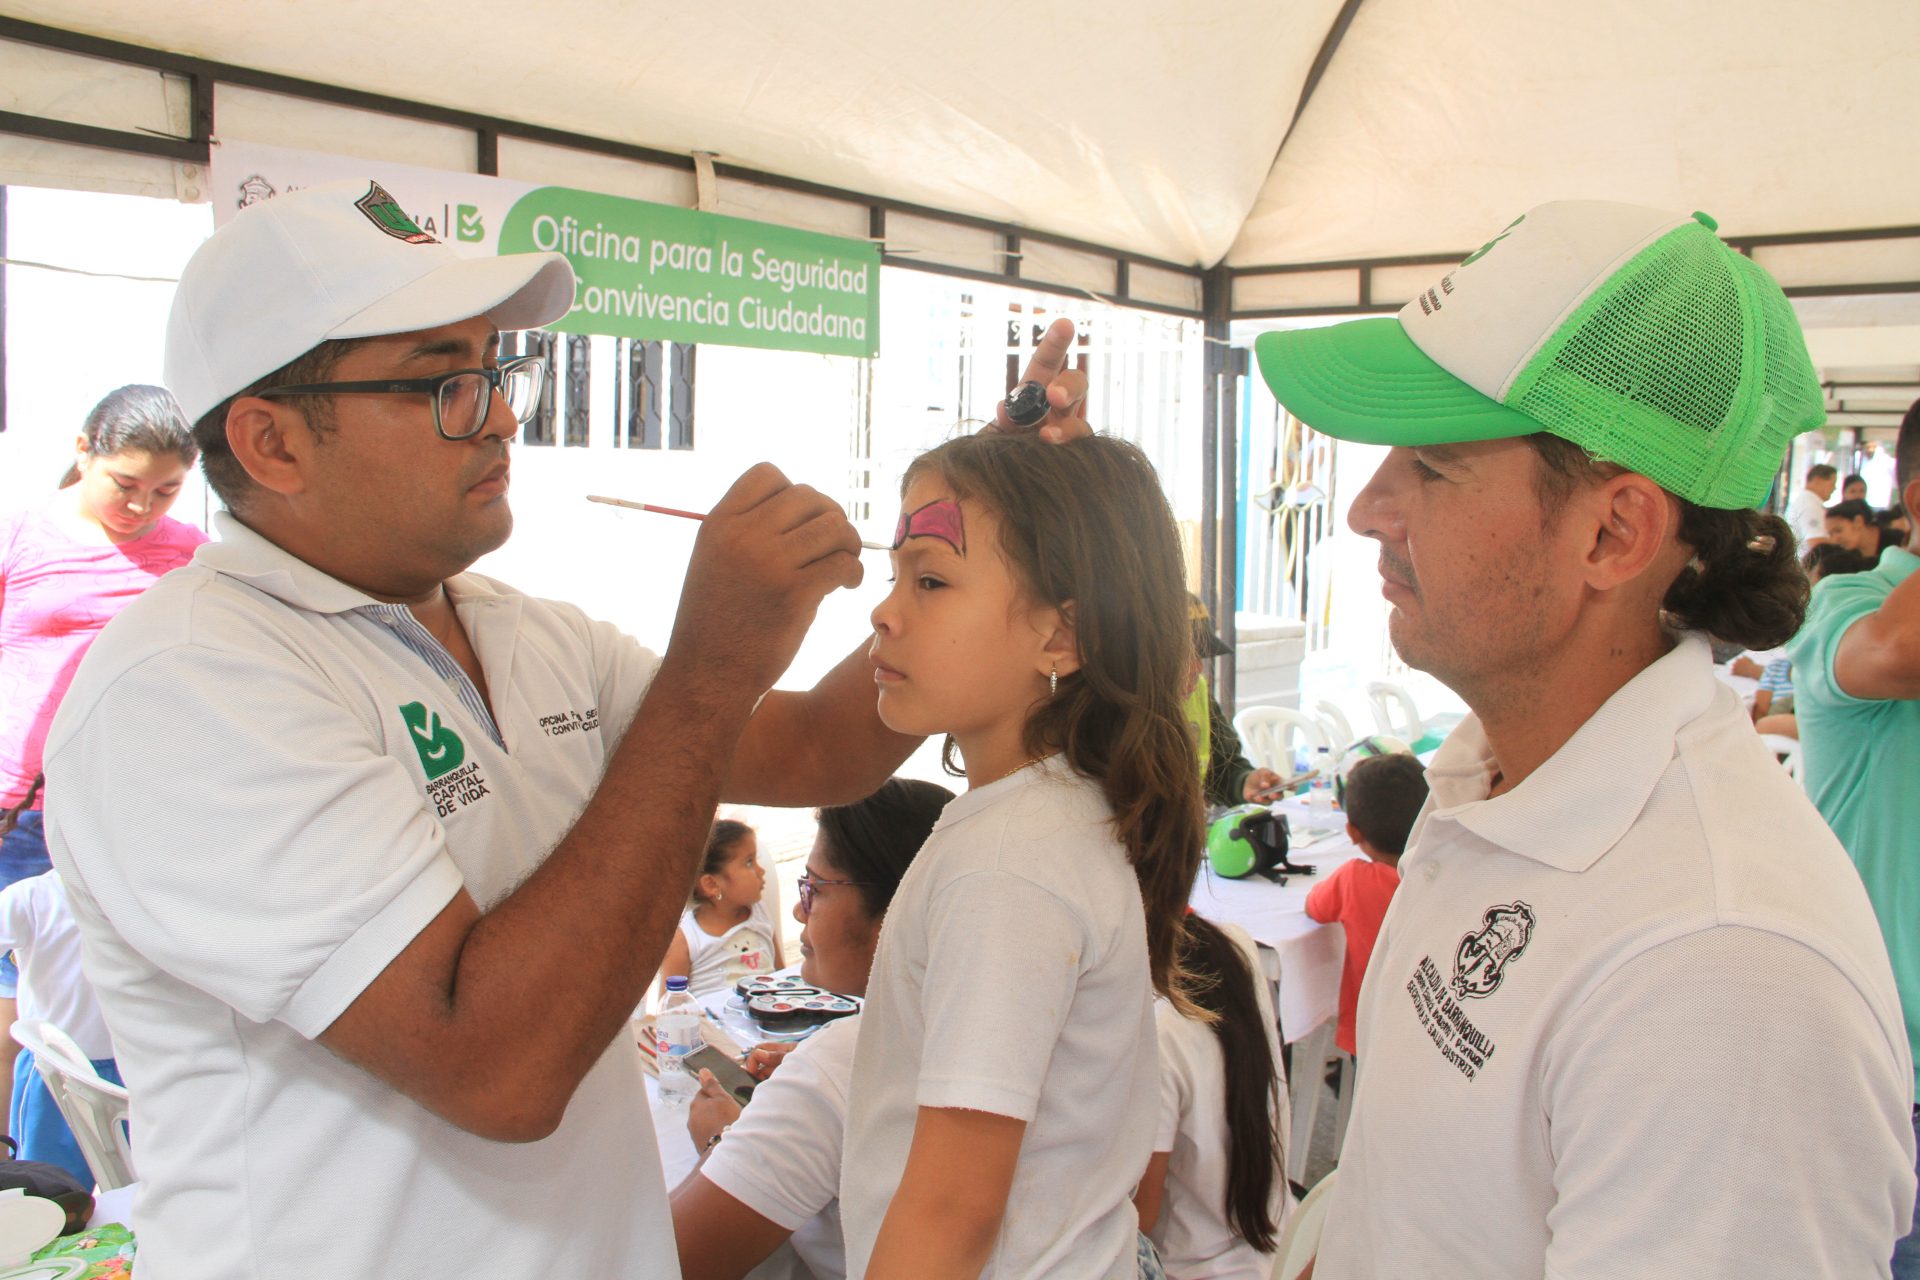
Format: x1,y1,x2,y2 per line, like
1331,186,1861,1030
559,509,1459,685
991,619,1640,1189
1049,664,1058,697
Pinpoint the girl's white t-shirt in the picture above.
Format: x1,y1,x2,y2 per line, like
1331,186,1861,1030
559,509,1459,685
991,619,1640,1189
0,871,113,1059
680,901,779,998
701,1014,860,1280
1150,923,1294,1280
840,757,1159,1279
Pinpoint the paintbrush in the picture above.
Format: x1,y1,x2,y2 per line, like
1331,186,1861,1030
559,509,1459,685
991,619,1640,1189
587,494,891,551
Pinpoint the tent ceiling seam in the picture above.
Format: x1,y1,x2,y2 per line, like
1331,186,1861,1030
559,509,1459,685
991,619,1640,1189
1223,0,1369,273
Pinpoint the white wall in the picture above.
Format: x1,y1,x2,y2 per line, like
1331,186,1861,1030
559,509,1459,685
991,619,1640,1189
0,187,215,523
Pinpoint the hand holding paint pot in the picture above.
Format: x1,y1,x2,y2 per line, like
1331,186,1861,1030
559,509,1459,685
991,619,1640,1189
989,317,1092,442
670,462,864,693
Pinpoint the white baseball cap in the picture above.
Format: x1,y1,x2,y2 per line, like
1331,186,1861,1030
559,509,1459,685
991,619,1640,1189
1254,199,1823,509
165,179,575,423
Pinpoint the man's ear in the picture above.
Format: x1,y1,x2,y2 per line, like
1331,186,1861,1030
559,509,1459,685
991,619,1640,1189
1581,472,1682,592
1902,476,1920,531
1034,600,1082,679
225,397,316,498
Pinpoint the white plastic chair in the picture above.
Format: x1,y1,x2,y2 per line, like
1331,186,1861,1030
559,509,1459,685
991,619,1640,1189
10,1019,135,1189
1313,699,1357,753
1284,1019,1358,1186
1272,1168,1338,1280
1364,680,1425,741
1233,706,1330,775
1332,1050,1357,1163
1759,733,1804,787
1364,680,1464,745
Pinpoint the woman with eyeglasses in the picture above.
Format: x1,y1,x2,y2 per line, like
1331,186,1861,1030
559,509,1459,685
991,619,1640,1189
670,777,951,1280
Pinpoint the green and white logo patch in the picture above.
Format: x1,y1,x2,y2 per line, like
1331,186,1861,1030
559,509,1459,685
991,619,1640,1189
399,700,465,780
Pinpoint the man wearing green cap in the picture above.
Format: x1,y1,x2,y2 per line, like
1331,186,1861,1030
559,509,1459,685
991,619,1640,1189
1256,201,1913,1277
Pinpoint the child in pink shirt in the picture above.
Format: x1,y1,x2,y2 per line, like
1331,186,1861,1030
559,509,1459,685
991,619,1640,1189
1304,753,1429,1056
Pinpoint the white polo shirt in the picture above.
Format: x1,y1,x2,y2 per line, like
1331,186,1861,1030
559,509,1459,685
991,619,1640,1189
1315,635,1916,1279
42,515,671,1280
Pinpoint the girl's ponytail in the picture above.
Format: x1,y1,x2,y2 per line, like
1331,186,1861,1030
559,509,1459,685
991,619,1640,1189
1180,913,1284,1252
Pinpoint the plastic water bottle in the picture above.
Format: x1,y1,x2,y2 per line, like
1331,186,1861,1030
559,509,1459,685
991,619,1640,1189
1308,746,1335,818
655,976,702,1106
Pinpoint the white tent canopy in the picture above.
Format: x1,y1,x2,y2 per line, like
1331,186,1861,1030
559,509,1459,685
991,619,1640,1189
2,0,1916,377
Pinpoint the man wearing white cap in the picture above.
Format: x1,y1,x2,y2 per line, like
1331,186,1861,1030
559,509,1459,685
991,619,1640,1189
36,181,1084,1279
1257,202,1915,1276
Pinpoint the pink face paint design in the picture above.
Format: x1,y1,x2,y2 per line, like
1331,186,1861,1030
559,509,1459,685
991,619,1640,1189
891,499,966,556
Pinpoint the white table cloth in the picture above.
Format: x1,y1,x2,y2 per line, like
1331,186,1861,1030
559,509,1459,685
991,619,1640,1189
1189,799,1363,1044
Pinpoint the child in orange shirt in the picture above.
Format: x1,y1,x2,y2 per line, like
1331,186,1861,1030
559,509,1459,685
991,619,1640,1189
1304,753,1429,1056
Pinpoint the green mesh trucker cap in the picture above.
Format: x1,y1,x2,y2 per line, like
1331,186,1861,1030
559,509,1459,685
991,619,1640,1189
1252,200,1825,510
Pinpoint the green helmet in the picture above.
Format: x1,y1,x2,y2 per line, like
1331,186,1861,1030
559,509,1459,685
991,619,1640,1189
1207,805,1290,880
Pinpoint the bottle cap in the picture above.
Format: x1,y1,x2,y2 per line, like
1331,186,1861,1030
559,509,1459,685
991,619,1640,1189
665,976,689,992
1002,380,1051,428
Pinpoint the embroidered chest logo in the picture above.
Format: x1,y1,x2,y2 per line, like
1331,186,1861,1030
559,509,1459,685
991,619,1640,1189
400,701,465,779
1404,900,1536,1082
400,701,492,817
1452,901,1536,999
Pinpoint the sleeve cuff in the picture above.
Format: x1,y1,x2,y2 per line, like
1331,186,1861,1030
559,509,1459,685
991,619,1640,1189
918,1075,1040,1122
282,855,466,1038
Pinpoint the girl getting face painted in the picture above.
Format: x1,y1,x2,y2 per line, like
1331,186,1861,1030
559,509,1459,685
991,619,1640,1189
854,432,1202,1280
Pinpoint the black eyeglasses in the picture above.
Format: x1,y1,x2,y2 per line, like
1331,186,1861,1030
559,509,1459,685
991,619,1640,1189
796,870,876,915
256,354,547,442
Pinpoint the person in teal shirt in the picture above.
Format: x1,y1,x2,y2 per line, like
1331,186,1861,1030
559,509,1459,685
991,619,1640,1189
1787,397,1920,1279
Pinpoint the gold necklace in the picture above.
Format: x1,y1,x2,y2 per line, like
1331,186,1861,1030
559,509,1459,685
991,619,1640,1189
969,752,1056,790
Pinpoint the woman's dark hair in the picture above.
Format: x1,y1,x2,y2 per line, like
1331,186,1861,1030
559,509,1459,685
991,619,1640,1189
1826,497,1875,525
689,818,754,907
1529,433,1808,651
902,432,1204,1010
1842,472,1868,494
59,384,197,488
1179,914,1283,1252
1803,542,1876,581
815,778,955,919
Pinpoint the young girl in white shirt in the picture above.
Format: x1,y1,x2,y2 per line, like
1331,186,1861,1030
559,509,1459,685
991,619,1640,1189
1136,913,1292,1280
843,432,1203,1280
660,819,782,999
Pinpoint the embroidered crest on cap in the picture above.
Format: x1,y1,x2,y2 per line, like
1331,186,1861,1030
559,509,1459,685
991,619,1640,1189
355,181,438,244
